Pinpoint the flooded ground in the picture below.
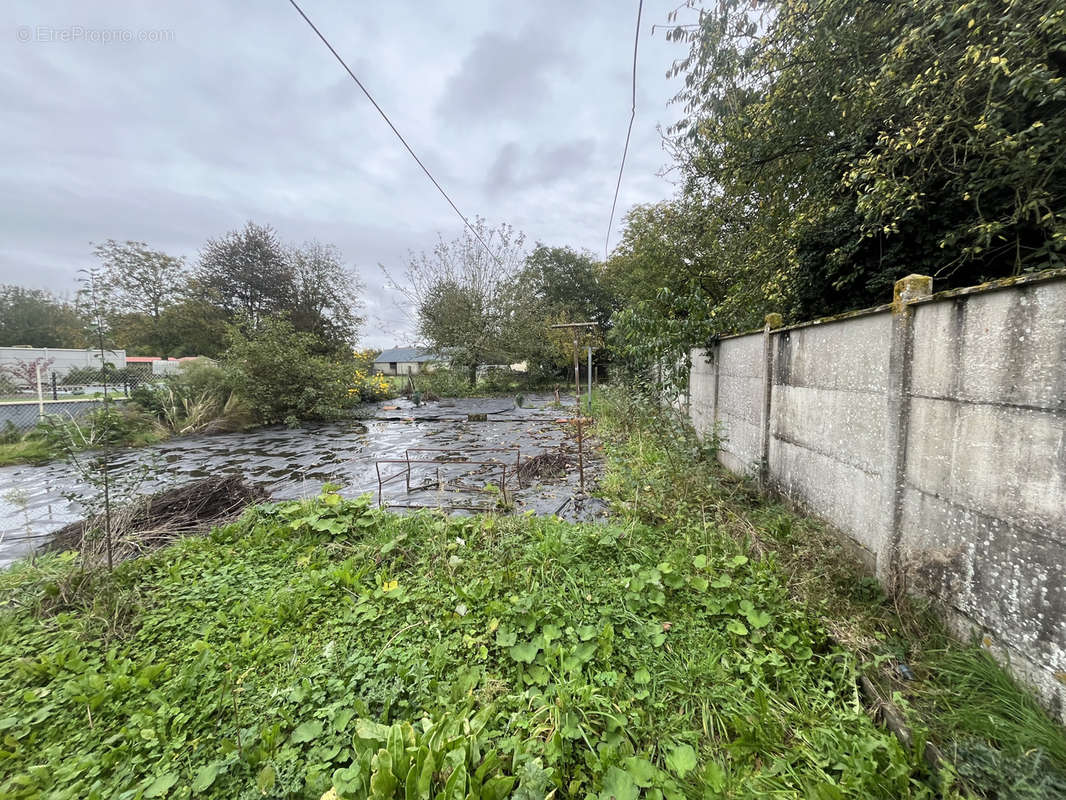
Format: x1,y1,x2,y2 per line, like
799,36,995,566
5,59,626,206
0,394,606,567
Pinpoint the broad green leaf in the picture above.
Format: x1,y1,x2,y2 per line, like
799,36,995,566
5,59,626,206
370,749,398,797
623,756,658,787
292,720,324,743
481,775,516,800
495,627,517,648
599,765,638,800
666,744,698,778
442,762,467,800
726,619,749,636
191,762,220,793
333,708,355,733
354,718,391,744
745,609,772,629
509,641,540,663
143,772,179,798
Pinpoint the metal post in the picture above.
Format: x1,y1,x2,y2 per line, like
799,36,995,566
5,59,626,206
35,362,44,419
587,345,593,414
573,334,585,494
551,322,598,495
51,371,58,401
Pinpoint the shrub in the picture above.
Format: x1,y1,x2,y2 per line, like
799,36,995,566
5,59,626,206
348,369,392,402
131,359,250,435
223,317,352,426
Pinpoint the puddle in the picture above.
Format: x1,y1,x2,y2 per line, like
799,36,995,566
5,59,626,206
0,394,605,566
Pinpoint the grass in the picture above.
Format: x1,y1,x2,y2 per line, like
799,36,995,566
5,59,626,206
0,436,54,466
1,508,929,797
0,389,1061,799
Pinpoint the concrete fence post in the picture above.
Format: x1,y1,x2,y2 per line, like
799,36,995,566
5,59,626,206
879,274,933,591
759,313,783,487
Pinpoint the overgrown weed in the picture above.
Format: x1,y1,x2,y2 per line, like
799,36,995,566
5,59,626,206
0,485,937,798
592,386,1066,798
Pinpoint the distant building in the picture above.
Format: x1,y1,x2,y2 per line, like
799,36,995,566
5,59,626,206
372,347,441,376
127,355,217,378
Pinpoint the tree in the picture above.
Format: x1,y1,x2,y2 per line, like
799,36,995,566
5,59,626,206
661,0,1066,327
197,222,293,326
522,245,616,330
155,298,230,358
388,219,529,386
0,285,87,347
287,241,364,350
0,357,55,390
92,240,187,321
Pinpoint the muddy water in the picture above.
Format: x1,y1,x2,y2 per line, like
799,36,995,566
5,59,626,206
0,394,603,567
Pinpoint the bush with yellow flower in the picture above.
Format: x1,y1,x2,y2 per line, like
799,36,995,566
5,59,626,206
348,368,393,403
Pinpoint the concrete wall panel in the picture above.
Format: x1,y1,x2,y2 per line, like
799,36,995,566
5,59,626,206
773,314,891,392
771,385,886,476
906,398,1066,536
716,335,764,474
901,486,1065,713
769,435,883,559
911,281,1066,410
689,349,717,439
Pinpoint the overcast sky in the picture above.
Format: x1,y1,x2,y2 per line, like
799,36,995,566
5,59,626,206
3,1,685,347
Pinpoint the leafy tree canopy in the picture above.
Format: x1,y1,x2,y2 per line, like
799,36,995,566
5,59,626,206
609,0,1066,390
0,285,87,348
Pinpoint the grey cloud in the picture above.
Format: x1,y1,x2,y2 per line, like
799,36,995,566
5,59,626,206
436,25,571,123
485,142,521,193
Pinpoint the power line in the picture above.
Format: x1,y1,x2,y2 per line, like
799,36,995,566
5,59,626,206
285,0,501,266
605,0,644,263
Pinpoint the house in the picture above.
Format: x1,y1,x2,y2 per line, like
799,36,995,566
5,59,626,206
372,347,440,376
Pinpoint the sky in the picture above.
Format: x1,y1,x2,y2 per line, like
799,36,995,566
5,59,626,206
3,1,687,348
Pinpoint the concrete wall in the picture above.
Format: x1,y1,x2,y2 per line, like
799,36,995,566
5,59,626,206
688,270,1066,720
0,347,125,382
715,335,765,474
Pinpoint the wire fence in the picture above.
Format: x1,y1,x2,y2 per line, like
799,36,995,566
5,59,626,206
0,369,138,435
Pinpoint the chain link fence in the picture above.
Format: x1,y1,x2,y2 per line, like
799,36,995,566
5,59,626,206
0,369,136,435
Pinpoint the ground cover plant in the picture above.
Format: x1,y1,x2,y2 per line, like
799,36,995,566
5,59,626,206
0,405,167,468
2,487,934,799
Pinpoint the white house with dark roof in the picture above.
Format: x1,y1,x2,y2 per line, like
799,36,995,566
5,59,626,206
372,347,441,376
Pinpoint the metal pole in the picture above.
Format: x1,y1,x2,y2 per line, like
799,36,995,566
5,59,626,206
573,334,584,494
35,362,44,419
51,371,58,401
587,346,593,414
